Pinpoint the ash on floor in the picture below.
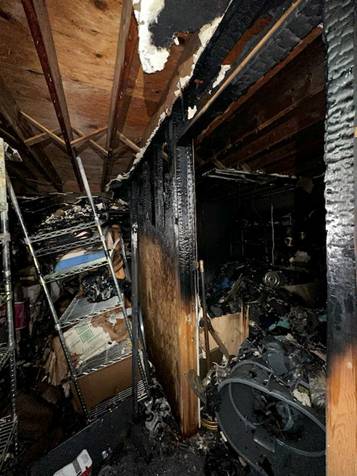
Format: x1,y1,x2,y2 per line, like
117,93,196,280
99,425,250,476
97,380,251,476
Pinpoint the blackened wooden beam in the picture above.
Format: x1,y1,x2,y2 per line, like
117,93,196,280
178,0,322,142
22,0,83,190
101,0,137,191
198,26,323,145
223,90,325,167
184,0,304,133
324,1,357,474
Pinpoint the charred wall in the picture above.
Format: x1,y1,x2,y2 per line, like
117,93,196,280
130,118,198,436
324,0,357,474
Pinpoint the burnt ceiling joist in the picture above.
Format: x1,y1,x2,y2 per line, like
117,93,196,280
21,0,83,190
198,33,326,173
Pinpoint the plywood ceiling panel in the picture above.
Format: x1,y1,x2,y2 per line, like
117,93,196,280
0,0,224,190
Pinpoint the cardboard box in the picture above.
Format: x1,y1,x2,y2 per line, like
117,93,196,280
200,312,249,356
72,353,133,411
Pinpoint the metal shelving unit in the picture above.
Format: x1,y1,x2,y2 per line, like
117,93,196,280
0,139,17,471
43,255,108,282
59,294,121,329
0,343,10,371
76,339,132,377
6,154,149,423
0,416,16,466
28,220,100,242
88,380,146,421
34,234,102,258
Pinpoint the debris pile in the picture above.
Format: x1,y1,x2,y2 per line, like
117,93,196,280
206,260,322,325
198,259,327,475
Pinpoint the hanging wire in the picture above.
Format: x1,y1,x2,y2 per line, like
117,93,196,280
271,201,275,266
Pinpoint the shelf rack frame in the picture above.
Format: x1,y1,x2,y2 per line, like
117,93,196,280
0,138,17,471
6,154,149,423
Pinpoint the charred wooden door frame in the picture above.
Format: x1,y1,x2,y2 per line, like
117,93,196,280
324,1,357,474
130,116,199,436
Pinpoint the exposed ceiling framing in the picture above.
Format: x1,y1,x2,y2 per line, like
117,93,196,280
181,0,306,136
1,0,324,192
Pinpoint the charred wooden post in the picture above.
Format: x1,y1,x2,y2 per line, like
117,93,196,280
131,116,199,436
324,1,357,474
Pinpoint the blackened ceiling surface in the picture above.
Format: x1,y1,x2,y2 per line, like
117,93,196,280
197,35,326,178
150,0,230,48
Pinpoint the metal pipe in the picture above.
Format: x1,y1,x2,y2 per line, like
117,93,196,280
1,208,17,452
199,260,211,370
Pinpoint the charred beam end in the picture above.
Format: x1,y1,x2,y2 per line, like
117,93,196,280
21,0,83,190
324,0,357,475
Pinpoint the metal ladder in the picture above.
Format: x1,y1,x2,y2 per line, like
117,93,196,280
0,139,17,471
6,154,149,422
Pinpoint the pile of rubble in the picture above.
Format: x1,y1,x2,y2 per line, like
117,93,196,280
199,259,326,476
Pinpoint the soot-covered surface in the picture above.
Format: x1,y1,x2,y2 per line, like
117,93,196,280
150,0,230,49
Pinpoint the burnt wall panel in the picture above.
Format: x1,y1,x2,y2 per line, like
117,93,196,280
132,134,198,436
324,1,357,474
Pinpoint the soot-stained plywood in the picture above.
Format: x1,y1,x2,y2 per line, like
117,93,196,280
138,229,198,436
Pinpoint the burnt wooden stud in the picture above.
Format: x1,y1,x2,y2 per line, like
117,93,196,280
324,0,357,474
